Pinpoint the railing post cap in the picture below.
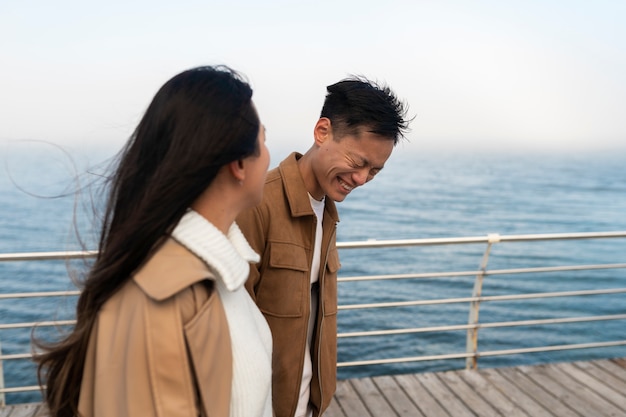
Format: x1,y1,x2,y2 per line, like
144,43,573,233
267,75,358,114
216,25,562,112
487,233,501,243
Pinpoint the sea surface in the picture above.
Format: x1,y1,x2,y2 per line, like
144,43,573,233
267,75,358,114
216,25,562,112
1,143,626,404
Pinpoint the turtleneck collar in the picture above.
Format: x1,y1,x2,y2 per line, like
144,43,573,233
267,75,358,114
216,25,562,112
171,209,259,292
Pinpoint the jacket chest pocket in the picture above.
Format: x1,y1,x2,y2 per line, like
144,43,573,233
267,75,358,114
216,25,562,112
256,242,309,317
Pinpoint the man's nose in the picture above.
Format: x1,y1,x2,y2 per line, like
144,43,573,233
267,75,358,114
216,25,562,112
352,168,369,186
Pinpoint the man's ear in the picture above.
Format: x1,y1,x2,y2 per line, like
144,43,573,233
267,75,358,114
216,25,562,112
228,159,246,183
313,117,333,146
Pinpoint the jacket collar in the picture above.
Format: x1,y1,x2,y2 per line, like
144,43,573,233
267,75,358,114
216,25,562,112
279,152,340,223
135,210,259,300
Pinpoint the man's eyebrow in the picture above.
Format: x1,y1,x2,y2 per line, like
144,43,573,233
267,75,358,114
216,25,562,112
350,152,385,171
367,158,386,171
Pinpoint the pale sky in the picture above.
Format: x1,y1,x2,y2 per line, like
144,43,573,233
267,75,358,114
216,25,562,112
1,0,625,160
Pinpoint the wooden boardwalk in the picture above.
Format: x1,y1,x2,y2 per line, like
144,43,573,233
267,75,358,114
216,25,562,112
326,358,626,417
2,358,625,417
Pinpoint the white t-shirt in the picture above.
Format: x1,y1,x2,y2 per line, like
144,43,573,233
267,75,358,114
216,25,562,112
294,195,325,417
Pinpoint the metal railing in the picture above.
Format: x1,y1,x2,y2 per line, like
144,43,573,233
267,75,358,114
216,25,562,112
1,231,626,405
0,251,95,406
335,231,626,372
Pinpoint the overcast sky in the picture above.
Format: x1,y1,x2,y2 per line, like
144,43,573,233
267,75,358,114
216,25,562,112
2,0,625,161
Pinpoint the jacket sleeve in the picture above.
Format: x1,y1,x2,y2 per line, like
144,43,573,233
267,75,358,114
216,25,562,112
236,205,268,301
78,281,224,417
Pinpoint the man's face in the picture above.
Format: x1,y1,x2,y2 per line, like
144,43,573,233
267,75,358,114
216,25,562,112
312,124,394,202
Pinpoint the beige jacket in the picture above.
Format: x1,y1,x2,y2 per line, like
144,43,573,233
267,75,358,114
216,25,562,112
78,238,232,417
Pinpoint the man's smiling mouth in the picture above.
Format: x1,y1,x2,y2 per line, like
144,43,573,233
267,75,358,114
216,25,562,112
338,178,354,192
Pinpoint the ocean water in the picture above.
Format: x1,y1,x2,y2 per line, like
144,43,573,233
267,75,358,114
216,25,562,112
1,143,625,404
334,149,626,380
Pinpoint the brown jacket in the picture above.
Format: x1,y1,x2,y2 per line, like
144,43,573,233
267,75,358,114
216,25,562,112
237,153,340,417
78,238,232,417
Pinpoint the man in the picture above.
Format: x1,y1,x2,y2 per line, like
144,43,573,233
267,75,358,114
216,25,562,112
236,77,410,417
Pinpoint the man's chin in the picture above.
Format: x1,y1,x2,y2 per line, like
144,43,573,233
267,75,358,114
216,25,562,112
329,191,348,203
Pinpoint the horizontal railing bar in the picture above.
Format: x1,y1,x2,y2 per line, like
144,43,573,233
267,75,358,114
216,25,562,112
5,315,625,355
0,264,621,299
473,288,626,301
0,300,626,337
339,270,480,282
1,232,624,261
338,236,492,249
478,314,626,328
477,340,626,357
4,314,622,354
0,263,622,299
0,320,76,330
339,287,626,310
336,231,626,249
0,250,98,261
3,292,623,330
2,266,621,294
337,340,626,367
339,324,472,337
338,263,626,282
338,352,474,367
0,291,80,300
338,314,626,337
495,231,626,242
0,385,42,394
0,353,32,360
487,263,626,276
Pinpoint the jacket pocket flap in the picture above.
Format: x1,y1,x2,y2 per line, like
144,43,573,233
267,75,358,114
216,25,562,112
268,242,308,271
326,249,341,273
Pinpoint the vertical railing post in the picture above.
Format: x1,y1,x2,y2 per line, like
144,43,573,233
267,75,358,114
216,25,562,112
465,233,500,370
0,338,5,407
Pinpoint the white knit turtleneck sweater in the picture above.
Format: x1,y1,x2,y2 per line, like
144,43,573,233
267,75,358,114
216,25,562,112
171,210,273,417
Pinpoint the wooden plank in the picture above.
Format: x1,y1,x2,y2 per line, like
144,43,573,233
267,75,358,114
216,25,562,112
413,372,474,417
481,367,569,416
459,369,530,417
350,377,397,416
561,362,626,411
437,370,501,416
36,404,48,416
372,375,426,417
518,364,609,417
333,379,372,417
575,361,626,397
394,373,451,416
543,363,624,417
596,359,626,383
0,403,43,417
324,396,347,417
611,358,626,370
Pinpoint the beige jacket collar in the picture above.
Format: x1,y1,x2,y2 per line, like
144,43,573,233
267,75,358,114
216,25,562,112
135,210,259,300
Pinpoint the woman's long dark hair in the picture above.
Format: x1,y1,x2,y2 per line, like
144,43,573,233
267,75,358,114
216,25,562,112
34,66,260,417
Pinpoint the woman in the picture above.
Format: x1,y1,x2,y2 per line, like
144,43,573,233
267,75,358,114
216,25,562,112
35,66,272,417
